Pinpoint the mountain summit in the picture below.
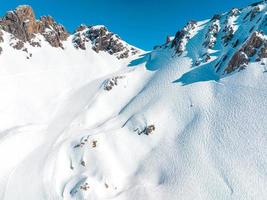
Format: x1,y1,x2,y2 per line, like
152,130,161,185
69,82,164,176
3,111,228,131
0,2,266,200
0,5,140,58
162,0,267,76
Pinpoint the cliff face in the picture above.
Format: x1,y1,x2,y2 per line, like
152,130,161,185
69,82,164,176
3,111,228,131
0,5,69,48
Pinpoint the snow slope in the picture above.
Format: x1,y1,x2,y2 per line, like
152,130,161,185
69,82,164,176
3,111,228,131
0,2,267,200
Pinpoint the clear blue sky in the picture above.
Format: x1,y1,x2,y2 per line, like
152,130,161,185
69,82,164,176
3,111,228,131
0,0,260,50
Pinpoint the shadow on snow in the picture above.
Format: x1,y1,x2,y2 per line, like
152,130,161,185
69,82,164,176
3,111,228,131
128,52,163,71
173,61,220,85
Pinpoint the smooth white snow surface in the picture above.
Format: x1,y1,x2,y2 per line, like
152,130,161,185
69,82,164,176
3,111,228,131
0,4,267,200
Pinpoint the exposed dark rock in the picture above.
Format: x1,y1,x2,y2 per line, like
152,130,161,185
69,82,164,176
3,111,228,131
75,24,87,32
135,125,155,135
73,25,139,59
194,60,200,66
92,140,97,148
222,25,234,44
0,5,37,41
0,5,138,58
241,32,264,58
205,54,211,62
103,76,124,91
172,20,197,55
203,19,220,48
246,32,264,49
12,40,24,50
229,8,240,17
39,16,69,48
30,41,41,47
171,30,186,54
72,32,87,50
146,125,155,135
0,5,69,48
0,30,4,42
250,6,260,21
80,183,90,191
81,160,86,167
225,31,265,73
225,51,249,73
258,43,267,59
211,14,221,21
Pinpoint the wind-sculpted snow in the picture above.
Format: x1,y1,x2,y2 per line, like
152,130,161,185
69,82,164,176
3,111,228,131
0,2,267,200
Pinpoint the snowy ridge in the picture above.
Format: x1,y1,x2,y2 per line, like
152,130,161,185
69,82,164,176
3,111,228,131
0,2,267,200
0,5,140,59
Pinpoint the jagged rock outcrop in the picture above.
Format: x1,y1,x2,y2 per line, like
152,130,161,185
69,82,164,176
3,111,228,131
225,51,249,74
229,8,240,17
39,16,69,48
72,24,89,50
0,5,139,59
243,32,264,56
222,25,234,45
225,31,266,73
0,5,69,48
73,25,139,59
103,76,125,91
0,5,37,42
221,9,241,46
258,42,267,58
203,17,220,48
171,20,197,55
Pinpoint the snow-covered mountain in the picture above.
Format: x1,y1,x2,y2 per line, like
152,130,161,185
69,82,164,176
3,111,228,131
0,2,267,200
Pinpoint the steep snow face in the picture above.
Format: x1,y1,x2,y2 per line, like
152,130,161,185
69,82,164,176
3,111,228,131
168,1,267,75
0,2,267,200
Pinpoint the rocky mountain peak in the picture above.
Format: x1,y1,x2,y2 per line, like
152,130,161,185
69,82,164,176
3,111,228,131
0,5,140,59
166,1,267,75
0,5,69,48
73,24,140,59
14,5,35,24
0,5,37,41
